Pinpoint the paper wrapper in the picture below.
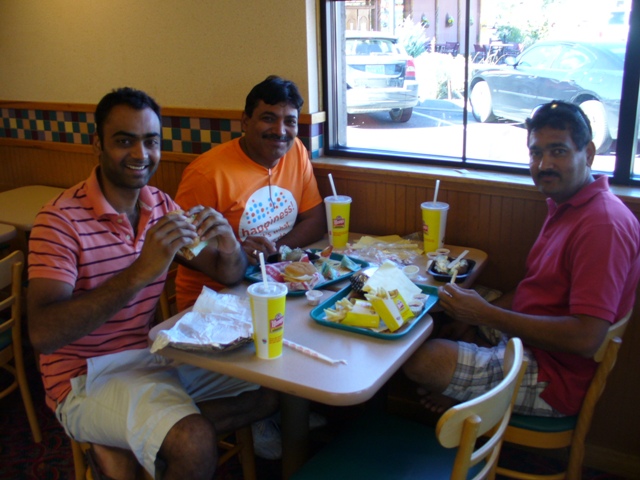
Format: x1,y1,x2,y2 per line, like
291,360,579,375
150,286,253,353
344,235,423,265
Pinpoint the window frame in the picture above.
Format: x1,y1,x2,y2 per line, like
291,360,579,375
321,0,640,186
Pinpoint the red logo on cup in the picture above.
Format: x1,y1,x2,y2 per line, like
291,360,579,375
270,313,284,330
422,222,429,234
333,215,346,228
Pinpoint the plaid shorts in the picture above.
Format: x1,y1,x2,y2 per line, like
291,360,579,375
442,332,565,417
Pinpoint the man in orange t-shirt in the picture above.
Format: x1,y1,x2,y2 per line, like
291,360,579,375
175,76,325,310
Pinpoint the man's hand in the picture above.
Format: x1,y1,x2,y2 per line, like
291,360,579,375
437,283,491,326
134,211,199,280
187,206,240,255
242,236,277,265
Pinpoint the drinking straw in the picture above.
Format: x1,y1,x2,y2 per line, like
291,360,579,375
259,252,268,288
447,249,469,270
450,269,459,284
328,173,338,197
433,179,440,203
283,339,347,365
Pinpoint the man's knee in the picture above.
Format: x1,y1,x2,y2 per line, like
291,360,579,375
402,338,459,388
159,414,217,476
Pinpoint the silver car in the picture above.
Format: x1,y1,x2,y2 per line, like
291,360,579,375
346,31,419,123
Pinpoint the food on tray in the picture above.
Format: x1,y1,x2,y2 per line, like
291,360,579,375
320,245,333,257
363,261,421,306
255,249,363,292
324,262,427,333
319,261,340,280
340,254,360,272
433,254,469,276
168,209,208,260
283,262,318,283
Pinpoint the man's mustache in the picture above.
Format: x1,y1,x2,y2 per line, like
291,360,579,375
263,134,292,141
538,171,560,180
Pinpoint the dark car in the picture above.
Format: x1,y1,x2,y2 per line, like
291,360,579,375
469,40,626,153
346,31,419,123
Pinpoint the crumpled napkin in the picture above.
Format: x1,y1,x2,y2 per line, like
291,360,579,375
150,286,253,353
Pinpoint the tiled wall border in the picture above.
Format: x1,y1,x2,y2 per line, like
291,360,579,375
0,103,325,158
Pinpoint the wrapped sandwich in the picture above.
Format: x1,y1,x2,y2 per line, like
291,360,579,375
168,209,208,260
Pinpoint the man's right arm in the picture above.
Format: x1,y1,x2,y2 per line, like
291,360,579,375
28,271,153,354
28,213,200,354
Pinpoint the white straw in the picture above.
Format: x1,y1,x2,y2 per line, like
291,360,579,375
433,179,440,203
283,339,347,365
450,269,458,284
328,173,338,197
259,252,268,288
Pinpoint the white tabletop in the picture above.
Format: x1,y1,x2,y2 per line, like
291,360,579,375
0,223,16,243
149,238,488,478
0,185,65,231
149,281,434,406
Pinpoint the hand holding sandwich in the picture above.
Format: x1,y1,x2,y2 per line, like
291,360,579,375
167,206,247,285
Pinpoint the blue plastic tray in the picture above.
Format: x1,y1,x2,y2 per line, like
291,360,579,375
310,283,439,339
244,250,369,297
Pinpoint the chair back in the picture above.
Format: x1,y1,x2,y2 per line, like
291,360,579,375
0,250,24,353
594,309,630,362
0,250,41,443
437,337,526,480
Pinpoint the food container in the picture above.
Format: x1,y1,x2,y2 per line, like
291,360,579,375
408,301,424,315
305,290,323,306
402,265,420,281
428,259,476,283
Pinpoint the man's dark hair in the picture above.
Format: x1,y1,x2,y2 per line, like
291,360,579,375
244,75,304,117
525,101,593,150
95,87,161,144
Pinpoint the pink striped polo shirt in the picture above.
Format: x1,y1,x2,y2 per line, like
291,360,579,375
28,167,179,411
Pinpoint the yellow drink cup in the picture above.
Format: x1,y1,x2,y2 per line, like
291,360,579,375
248,282,287,359
421,201,449,253
324,195,352,248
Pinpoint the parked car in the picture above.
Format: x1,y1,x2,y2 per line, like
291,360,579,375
469,40,626,153
345,31,419,123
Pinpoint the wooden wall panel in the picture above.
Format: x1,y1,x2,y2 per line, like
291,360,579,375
2,142,640,474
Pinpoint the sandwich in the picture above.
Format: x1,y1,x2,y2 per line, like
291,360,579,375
282,261,318,283
168,209,208,260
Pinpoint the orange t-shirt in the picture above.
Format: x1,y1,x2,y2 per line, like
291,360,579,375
175,137,322,310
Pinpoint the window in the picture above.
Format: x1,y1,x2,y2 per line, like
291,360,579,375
322,0,640,185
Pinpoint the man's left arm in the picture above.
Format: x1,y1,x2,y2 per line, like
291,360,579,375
438,285,610,357
275,203,326,249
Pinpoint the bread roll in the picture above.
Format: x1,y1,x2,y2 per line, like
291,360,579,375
282,261,317,282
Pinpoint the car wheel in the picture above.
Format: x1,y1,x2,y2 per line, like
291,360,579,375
389,108,413,123
579,100,613,154
470,81,496,123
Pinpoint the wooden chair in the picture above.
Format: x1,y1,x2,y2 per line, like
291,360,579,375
0,250,42,443
70,266,257,480
291,338,526,480
497,311,632,480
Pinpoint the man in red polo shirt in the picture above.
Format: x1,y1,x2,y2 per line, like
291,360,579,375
403,101,640,417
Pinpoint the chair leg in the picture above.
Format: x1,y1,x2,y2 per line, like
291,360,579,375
236,425,257,480
71,440,88,480
566,439,585,480
13,340,42,442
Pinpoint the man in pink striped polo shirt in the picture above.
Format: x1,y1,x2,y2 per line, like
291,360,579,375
27,87,277,480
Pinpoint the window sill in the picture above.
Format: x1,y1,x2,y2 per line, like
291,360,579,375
313,156,640,206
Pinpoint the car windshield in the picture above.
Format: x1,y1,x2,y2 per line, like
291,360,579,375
346,38,398,56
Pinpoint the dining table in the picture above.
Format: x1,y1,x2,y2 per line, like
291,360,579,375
0,185,65,255
149,235,488,479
